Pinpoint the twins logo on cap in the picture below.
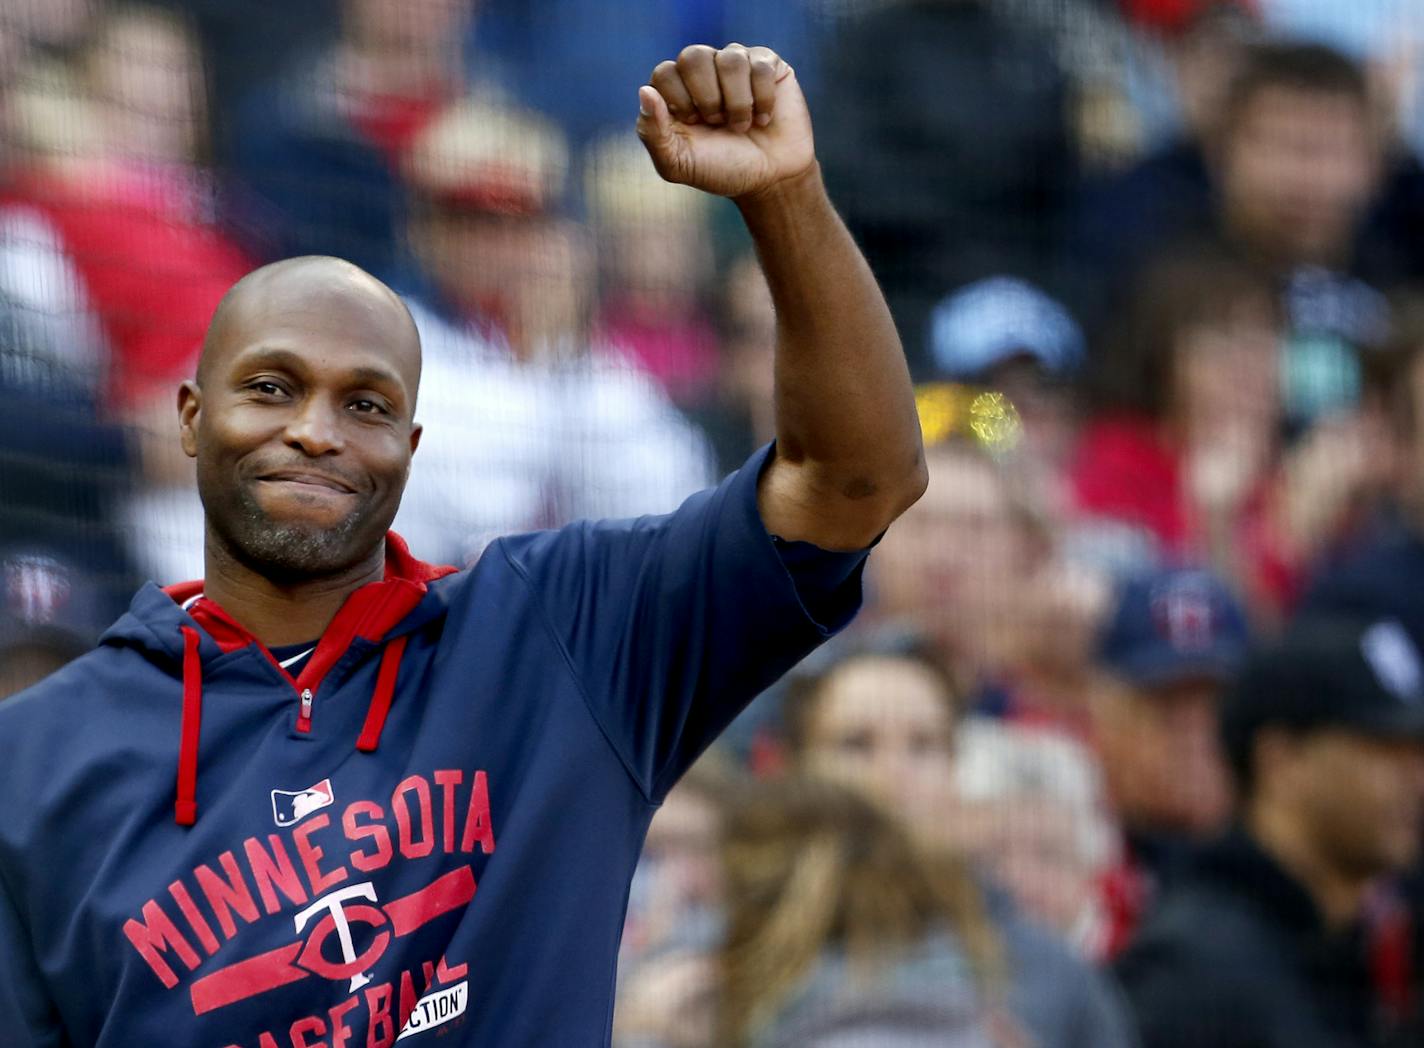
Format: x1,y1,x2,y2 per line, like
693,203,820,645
1152,580,1216,654
4,553,72,626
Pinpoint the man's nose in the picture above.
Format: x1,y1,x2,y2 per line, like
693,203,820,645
283,397,344,456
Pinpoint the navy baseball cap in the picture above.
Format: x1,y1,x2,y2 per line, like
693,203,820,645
1222,618,1424,753
0,549,102,660
1098,567,1251,687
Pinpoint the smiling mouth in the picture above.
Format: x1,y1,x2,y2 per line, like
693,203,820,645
257,471,358,495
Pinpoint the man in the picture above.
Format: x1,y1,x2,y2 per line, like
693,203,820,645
1117,617,1424,1047
1080,40,1395,425
396,96,714,564
0,44,927,1047
1089,567,1250,956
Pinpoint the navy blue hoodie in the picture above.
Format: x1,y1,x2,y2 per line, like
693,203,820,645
0,446,858,1047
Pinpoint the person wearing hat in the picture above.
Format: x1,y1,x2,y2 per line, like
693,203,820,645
1088,566,1250,955
0,549,105,701
390,96,716,566
1116,617,1424,1047
927,277,1085,509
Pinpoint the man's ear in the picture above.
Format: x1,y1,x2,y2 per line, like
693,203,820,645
409,422,423,457
178,381,201,458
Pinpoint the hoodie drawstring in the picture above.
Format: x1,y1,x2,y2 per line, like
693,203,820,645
176,626,203,827
174,629,413,826
356,634,408,753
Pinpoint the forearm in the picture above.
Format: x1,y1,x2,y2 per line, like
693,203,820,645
738,165,926,545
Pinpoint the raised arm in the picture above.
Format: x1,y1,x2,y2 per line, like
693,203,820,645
637,44,926,550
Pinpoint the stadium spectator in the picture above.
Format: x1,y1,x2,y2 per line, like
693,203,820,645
1303,296,1424,642
223,0,481,280
0,58,111,397
955,719,1119,958
1072,242,1280,589
1071,239,1390,616
871,437,1050,698
816,0,1076,373
1297,327,1424,1015
871,430,1111,731
584,133,720,405
0,55,133,597
17,5,254,413
1116,617,1424,1047
1074,1,1260,318
780,634,1138,1048
1219,43,1396,426
395,96,712,564
1088,566,1249,955
614,757,734,1048
718,775,1009,1048
0,8,250,588
1082,40,1397,425
926,277,1086,513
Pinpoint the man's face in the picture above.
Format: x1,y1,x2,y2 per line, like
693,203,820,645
1093,676,1232,835
179,271,422,582
410,208,590,356
1285,730,1424,878
1219,87,1379,266
872,446,1037,660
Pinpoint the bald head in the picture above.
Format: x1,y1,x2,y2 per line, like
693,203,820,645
198,256,421,398
179,256,425,585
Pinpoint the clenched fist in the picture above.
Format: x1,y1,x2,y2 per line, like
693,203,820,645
636,43,815,200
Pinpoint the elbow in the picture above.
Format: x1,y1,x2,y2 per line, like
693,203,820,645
877,448,928,524
899,451,930,514
846,450,928,535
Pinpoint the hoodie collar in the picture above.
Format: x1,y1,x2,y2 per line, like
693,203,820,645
98,532,458,829
103,531,456,665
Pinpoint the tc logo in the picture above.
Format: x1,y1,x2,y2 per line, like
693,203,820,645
271,778,334,827
294,883,389,992
189,865,476,1016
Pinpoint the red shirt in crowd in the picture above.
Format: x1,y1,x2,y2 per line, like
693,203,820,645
3,163,253,408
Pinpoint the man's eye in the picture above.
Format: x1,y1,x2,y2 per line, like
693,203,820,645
250,381,285,397
349,399,387,415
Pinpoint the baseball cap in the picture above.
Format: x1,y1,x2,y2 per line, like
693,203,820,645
1222,618,1424,753
0,549,102,660
405,98,569,216
928,277,1084,382
1098,567,1250,687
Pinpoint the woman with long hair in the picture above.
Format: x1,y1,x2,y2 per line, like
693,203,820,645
719,775,1008,1048
766,634,1137,1048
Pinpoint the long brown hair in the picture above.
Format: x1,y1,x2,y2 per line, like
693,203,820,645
1089,237,1281,422
718,776,1006,1047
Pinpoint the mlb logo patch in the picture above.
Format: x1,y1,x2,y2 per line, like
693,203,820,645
271,779,334,827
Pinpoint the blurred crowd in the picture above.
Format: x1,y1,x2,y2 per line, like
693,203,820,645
7,0,1424,1045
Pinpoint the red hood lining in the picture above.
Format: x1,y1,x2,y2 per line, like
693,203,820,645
162,532,457,827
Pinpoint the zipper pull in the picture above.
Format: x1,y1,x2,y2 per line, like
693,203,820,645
298,688,314,733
